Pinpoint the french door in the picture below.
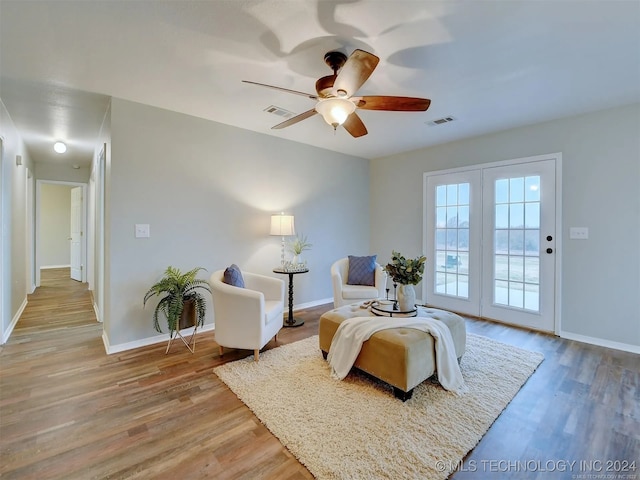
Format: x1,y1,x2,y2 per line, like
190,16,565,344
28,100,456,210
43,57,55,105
424,155,559,332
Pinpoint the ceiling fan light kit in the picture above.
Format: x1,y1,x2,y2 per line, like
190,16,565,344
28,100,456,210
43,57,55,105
315,97,356,129
243,48,431,138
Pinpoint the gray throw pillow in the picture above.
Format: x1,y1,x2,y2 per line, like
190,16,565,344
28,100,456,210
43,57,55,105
347,255,377,286
223,264,245,288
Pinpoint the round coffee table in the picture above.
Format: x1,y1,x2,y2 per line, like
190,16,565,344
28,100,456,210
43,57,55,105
371,301,417,317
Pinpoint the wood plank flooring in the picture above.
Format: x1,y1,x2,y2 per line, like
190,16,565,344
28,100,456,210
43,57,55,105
1,268,638,479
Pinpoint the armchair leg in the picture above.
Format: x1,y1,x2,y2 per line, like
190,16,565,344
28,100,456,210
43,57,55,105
219,346,224,356
254,349,259,362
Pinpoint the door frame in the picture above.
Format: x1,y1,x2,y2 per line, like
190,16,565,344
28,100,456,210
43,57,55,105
35,180,88,287
423,152,563,334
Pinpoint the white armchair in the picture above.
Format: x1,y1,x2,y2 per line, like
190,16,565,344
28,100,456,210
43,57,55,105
210,269,285,361
331,257,387,308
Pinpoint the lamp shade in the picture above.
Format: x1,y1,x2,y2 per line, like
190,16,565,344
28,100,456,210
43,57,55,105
315,98,356,128
270,214,295,236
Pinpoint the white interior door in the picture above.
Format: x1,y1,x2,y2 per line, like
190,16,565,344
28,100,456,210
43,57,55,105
424,156,559,332
70,187,82,282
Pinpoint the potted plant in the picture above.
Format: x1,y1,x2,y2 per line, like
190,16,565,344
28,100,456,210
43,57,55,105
288,234,312,265
143,266,210,334
384,251,426,311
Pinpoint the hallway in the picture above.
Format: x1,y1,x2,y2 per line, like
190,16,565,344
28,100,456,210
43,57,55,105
11,268,99,338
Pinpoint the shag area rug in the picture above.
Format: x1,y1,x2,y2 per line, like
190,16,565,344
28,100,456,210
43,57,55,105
213,334,543,480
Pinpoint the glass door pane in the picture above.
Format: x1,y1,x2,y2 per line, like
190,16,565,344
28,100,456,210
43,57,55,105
493,175,541,312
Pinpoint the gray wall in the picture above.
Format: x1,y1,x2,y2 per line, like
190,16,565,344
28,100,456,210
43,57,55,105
39,184,72,267
0,99,33,343
371,103,640,349
104,98,370,348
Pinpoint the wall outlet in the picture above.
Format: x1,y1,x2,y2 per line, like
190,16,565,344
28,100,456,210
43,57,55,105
135,224,150,238
569,227,588,240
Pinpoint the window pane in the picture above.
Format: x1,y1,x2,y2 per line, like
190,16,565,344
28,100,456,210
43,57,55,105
446,274,457,295
457,275,469,299
458,252,469,274
496,179,509,203
436,250,447,272
510,202,524,228
495,230,508,254
436,272,446,293
495,204,509,229
525,176,540,202
447,184,458,206
510,177,524,202
495,280,509,305
436,207,446,228
447,206,458,227
509,256,524,281
524,284,539,311
436,185,447,206
509,230,524,255
495,255,509,280
436,229,446,249
458,183,470,205
524,230,539,255
458,206,469,227
509,282,524,308
524,257,539,284
446,229,458,248
525,203,540,228
458,228,469,251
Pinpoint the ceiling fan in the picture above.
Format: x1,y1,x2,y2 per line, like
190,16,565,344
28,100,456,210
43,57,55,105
243,49,431,138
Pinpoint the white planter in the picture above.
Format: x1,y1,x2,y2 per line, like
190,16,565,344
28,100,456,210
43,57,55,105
397,284,416,311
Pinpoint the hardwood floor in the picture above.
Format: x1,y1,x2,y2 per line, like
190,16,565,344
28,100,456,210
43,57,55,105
1,268,638,479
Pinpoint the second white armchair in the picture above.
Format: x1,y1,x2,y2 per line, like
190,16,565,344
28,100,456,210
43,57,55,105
331,256,387,308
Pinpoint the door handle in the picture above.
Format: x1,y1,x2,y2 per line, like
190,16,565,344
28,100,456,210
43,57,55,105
546,248,553,254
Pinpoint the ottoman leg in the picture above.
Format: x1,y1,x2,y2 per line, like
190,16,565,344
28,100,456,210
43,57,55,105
393,387,414,402
322,350,328,360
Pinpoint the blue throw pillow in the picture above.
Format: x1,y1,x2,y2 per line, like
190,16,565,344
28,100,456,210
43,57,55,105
347,255,377,286
223,264,245,288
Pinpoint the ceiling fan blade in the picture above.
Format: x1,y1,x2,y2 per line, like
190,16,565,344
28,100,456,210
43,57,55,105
242,80,318,100
271,108,318,130
342,112,368,138
354,96,431,111
333,49,380,97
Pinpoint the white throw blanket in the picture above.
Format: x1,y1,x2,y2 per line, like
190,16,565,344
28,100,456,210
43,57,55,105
327,316,467,395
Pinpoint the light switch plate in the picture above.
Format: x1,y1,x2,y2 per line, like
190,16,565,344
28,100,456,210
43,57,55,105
569,227,588,240
135,224,150,238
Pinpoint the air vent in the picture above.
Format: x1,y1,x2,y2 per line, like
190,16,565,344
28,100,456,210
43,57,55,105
264,105,295,119
427,116,456,126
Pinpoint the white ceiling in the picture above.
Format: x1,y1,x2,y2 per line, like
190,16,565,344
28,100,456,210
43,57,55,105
1,0,639,168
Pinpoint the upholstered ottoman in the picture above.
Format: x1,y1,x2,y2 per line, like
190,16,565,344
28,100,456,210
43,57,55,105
319,304,466,401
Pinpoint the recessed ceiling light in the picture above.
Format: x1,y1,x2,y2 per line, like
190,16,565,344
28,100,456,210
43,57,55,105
72,164,80,170
54,142,67,153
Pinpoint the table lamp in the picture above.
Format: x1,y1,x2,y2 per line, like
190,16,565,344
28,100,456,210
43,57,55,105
270,213,295,267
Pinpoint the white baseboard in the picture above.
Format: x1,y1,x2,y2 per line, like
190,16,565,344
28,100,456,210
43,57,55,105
41,264,71,269
560,330,640,354
103,323,215,354
92,302,102,323
293,297,333,311
2,297,28,344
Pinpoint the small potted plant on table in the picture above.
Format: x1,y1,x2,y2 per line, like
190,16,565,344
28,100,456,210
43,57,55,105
288,234,312,266
143,266,210,353
384,251,426,311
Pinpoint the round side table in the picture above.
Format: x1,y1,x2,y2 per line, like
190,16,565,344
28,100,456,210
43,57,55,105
273,267,309,327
